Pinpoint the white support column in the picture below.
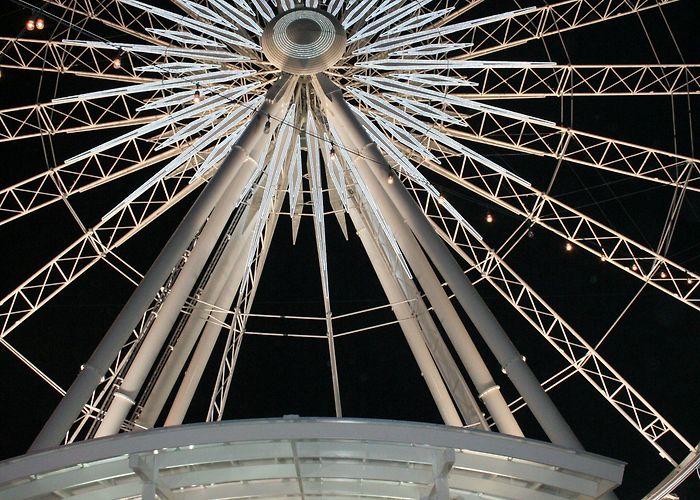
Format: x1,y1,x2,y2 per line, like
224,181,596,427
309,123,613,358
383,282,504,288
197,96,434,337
347,205,462,427
206,204,283,422
165,158,288,426
360,196,521,435
30,75,296,451
94,92,289,438
306,110,343,417
95,170,261,437
163,229,255,426
344,173,486,428
315,74,582,450
133,215,257,429
401,230,522,436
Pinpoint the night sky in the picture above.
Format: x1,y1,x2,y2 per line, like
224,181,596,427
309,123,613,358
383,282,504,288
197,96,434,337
0,1,699,498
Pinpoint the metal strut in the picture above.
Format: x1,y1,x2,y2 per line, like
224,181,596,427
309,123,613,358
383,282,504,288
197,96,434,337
30,75,297,451
314,73,582,450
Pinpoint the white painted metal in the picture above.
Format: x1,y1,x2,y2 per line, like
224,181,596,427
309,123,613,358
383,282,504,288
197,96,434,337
1,0,697,493
29,75,296,451
306,110,343,417
347,197,486,429
346,203,463,428
315,73,583,450
0,419,624,499
134,212,257,429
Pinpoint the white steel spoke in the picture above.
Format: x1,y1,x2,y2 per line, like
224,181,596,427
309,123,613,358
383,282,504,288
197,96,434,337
353,7,534,56
307,111,343,416
452,0,679,60
438,111,700,191
118,0,260,51
454,64,700,98
430,0,486,29
421,157,700,312
208,0,264,35
404,179,694,465
348,0,431,43
0,154,207,341
62,40,250,64
0,135,177,226
327,0,344,17
40,0,196,46
0,38,154,82
342,0,378,29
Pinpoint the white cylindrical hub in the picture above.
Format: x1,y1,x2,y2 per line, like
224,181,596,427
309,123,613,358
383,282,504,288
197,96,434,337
261,8,346,75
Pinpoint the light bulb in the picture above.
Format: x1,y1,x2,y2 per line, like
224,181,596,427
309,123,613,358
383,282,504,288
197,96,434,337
193,89,201,103
660,271,667,279
485,212,493,223
387,174,394,184
112,55,122,69
329,147,337,160
437,195,446,205
632,263,638,271
35,17,45,30
565,242,573,252
26,19,35,31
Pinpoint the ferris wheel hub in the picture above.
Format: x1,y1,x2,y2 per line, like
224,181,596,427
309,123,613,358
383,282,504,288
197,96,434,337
261,8,346,75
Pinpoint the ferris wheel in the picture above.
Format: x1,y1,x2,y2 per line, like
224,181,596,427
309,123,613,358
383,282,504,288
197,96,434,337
0,0,698,497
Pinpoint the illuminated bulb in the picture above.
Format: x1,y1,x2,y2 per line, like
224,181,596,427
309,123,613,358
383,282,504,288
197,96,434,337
387,174,394,184
437,195,446,205
35,17,44,30
565,242,573,252
193,87,201,103
632,263,638,271
112,55,122,69
485,212,493,223
660,271,667,279
329,147,337,161
600,255,606,262
688,277,693,284
26,19,35,31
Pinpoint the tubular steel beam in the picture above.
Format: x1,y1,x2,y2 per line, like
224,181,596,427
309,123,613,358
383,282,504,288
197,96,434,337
315,73,583,450
30,75,295,451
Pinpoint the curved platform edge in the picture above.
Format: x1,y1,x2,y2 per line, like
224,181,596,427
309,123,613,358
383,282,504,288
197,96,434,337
0,417,624,499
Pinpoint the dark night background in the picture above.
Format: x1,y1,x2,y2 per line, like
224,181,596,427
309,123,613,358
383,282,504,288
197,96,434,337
0,1,699,498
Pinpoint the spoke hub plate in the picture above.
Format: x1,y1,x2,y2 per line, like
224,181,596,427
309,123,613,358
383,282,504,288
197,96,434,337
262,8,346,75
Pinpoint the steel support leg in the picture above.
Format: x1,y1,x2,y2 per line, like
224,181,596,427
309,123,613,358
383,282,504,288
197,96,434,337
95,165,263,437
165,168,287,426
360,195,521,435
134,215,257,429
348,206,462,427
162,230,254,426
30,76,295,451
315,74,582,450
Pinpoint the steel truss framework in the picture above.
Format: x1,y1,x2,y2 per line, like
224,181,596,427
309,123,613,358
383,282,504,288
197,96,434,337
0,0,698,497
